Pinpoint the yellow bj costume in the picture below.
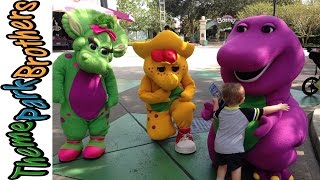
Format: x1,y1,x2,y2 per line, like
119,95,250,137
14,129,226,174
133,30,196,154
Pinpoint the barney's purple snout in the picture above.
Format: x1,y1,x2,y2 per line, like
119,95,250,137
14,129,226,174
217,41,277,72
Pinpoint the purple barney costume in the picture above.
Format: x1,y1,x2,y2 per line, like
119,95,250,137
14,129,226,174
203,16,308,180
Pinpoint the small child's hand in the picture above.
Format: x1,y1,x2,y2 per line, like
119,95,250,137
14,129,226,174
212,96,219,103
278,103,290,111
212,96,219,111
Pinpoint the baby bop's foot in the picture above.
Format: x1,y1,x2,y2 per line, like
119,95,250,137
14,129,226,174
58,140,83,162
83,136,106,159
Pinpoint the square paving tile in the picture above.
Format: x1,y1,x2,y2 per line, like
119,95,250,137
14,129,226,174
130,113,148,130
190,70,221,80
117,79,140,93
291,89,320,107
53,143,190,180
159,132,217,180
191,118,212,134
53,114,152,164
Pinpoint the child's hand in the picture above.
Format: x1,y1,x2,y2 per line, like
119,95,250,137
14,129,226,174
212,96,219,111
212,96,219,103
278,103,290,111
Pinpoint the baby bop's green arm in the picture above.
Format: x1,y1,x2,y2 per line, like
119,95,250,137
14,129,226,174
105,68,118,108
53,54,66,104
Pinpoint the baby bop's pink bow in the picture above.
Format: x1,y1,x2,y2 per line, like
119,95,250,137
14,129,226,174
91,24,117,41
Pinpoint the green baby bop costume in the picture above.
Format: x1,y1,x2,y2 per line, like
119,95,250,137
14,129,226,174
53,9,128,162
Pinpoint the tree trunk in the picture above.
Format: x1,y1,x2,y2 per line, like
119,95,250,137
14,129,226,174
191,19,195,42
305,36,309,45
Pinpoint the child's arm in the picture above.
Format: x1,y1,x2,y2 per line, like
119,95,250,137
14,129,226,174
241,103,289,122
263,103,289,115
212,96,219,112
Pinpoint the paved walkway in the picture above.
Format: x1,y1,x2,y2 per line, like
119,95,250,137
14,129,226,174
52,46,320,180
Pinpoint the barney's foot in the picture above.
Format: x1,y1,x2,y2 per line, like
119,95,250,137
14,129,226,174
58,140,83,162
253,169,268,180
281,169,294,180
269,169,294,180
175,128,196,154
253,169,294,180
269,173,282,180
83,136,106,159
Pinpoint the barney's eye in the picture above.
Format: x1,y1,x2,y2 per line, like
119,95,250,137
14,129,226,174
262,25,275,33
237,25,247,32
172,66,179,72
89,43,98,50
100,48,112,55
157,66,166,72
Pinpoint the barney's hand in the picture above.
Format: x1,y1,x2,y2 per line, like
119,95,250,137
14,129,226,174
201,102,214,121
254,112,282,138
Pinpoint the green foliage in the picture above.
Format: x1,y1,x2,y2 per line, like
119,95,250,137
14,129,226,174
165,0,217,38
281,3,320,45
237,2,274,18
117,0,161,32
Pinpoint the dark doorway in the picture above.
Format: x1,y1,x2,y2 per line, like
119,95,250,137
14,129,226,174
53,12,73,51
207,25,218,41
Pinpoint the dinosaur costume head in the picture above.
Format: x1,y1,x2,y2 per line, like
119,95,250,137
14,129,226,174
217,15,305,96
62,9,128,75
133,30,194,91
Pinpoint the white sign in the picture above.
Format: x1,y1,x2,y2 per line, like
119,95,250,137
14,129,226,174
217,15,237,24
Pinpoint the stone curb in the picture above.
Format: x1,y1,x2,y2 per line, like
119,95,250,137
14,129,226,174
310,106,320,166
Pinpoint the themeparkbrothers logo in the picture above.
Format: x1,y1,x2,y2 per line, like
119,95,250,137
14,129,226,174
1,1,51,179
